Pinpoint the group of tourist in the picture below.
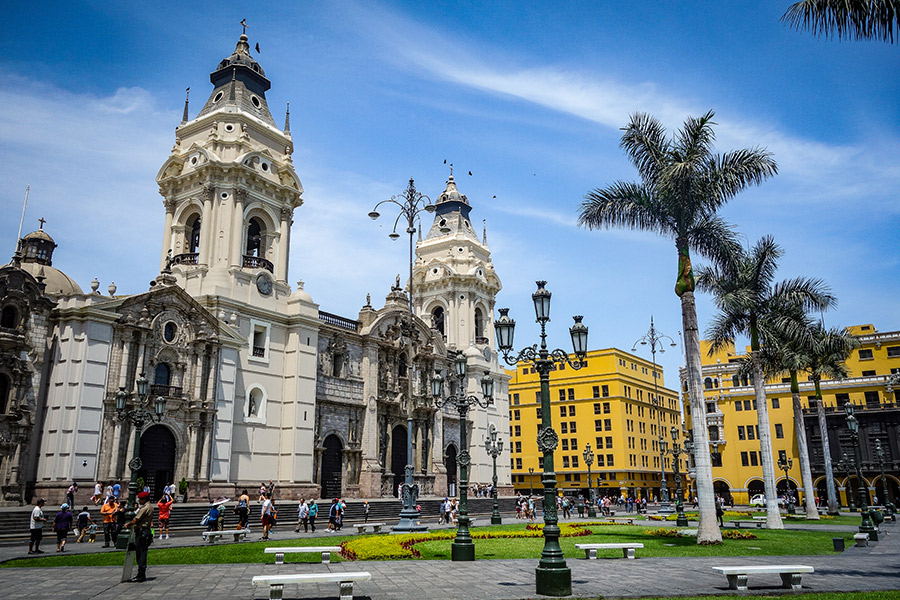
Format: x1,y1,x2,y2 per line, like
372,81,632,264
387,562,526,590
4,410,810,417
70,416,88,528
291,497,320,533
471,483,494,497
514,494,537,521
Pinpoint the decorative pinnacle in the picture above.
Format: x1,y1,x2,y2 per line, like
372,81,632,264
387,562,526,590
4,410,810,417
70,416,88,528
181,87,190,124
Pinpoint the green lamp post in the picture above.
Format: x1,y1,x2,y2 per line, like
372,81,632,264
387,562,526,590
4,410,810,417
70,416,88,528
844,403,878,541
874,440,895,521
484,425,503,525
432,351,494,560
666,426,692,527
583,443,597,518
495,280,589,597
837,452,856,512
777,451,796,515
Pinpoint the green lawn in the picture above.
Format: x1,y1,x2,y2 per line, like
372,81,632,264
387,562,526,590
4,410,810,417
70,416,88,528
3,522,855,568
622,594,900,600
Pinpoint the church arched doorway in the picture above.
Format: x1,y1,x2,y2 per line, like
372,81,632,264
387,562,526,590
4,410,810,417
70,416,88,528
714,480,732,504
320,435,343,499
137,425,176,501
445,444,458,496
391,425,408,496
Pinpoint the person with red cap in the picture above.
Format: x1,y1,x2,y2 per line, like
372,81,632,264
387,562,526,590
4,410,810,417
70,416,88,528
122,491,154,582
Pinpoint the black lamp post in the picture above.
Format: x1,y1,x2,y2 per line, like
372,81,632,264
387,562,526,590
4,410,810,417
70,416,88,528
666,426,692,527
875,440,896,521
583,443,597,518
631,317,676,512
844,403,878,541
495,280,588,597
777,452,796,515
432,351,494,561
837,452,856,512
114,373,165,579
484,425,503,525
369,178,434,533
528,467,535,497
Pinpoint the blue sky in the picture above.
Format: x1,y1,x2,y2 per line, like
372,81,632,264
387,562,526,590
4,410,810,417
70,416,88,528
1,1,898,389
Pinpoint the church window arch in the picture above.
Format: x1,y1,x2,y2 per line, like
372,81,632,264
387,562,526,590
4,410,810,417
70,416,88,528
474,307,485,340
245,384,267,423
0,305,18,329
246,218,264,257
187,214,202,254
704,377,713,390
154,363,171,387
432,306,445,335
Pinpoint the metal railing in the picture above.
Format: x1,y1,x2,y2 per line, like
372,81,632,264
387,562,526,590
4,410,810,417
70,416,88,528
171,253,199,266
319,311,359,331
242,255,274,273
149,384,183,398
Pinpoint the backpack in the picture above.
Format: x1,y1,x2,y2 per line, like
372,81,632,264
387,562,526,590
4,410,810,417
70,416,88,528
238,497,248,509
200,512,210,526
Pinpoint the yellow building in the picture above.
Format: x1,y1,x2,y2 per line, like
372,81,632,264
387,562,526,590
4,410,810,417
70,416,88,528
683,324,900,505
507,348,682,500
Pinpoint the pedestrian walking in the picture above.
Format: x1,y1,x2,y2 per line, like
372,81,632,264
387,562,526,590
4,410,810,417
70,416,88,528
52,503,73,552
363,500,370,522
259,492,275,541
205,502,220,531
91,481,103,505
28,498,46,554
294,498,309,533
65,482,78,507
75,506,94,543
122,491,154,582
236,489,250,530
157,494,172,539
308,499,318,532
112,482,121,500
715,497,725,527
100,497,117,547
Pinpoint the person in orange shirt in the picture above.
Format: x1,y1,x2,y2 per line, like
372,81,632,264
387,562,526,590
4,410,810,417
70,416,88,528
157,495,173,540
100,497,118,548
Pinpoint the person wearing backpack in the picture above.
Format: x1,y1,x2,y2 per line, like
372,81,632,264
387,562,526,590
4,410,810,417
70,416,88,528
205,502,220,531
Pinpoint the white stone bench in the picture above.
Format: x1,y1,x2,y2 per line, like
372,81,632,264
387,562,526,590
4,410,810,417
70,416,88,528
201,528,250,543
712,565,814,590
854,533,869,547
354,522,386,534
575,542,644,559
264,546,343,565
251,571,371,600
731,519,765,529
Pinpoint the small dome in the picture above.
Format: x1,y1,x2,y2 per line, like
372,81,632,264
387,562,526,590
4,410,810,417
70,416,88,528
23,229,54,242
291,280,313,303
214,34,266,78
20,262,83,295
437,175,469,206
464,344,482,359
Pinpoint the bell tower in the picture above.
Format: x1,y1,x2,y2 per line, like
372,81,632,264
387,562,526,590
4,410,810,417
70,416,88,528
156,32,303,298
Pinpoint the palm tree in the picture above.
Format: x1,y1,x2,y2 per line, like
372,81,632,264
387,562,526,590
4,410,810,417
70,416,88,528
800,323,859,514
782,0,900,43
578,111,777,544
698,236,835,529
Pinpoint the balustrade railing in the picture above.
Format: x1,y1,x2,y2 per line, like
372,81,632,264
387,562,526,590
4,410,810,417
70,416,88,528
242,255,274,273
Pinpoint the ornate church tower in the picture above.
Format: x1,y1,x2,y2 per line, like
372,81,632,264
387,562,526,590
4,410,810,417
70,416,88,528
156,33,302,298
413,175,511,490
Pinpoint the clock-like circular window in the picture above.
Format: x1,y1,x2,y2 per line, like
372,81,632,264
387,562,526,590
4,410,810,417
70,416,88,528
163,322,177,343
224,124,234,132
251,95,261,108
213,91,224,103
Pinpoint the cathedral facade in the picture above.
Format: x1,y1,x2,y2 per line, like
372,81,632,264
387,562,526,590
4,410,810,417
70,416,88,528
0,33,511,505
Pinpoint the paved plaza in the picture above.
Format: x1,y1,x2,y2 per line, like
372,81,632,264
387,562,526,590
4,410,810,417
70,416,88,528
1,516,898,600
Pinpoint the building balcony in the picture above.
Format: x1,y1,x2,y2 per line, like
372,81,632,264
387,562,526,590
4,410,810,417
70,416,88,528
242,255,274,273
802,400,899,416
252,346,265,358
318,311,360,332
149,384,183,398
171,252,199,266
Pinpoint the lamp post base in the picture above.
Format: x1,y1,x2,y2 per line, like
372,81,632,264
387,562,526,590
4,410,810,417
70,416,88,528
451,541,475,561
535,566,572,597
676,515,689,527
391,508,429,534
491,514,502,525
658,501,674,514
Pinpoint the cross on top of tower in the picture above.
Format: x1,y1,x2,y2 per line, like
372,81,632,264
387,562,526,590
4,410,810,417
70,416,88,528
38,217,46,230
240,18,249,35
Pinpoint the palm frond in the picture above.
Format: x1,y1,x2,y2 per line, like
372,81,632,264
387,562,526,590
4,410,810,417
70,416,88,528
674,110,717,167
701,148,778,211
578,183,673,236
620,113,670,185
685,213,741,269
749,236,782,294
770,276,836,313
782,0,900,43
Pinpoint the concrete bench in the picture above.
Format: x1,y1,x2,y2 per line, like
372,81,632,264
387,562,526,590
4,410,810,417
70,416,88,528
264,546,343,565
712,565,814,590
354,522,386,534
201,528,250,543
731,520,765,529
854,533,869,547
575,542,644,559
251,571,371,600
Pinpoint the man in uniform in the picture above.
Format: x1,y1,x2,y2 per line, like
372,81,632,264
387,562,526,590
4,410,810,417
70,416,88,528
122,491,154,582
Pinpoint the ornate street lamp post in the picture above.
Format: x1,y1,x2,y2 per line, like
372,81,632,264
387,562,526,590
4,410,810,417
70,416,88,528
837,452,856,512
777,452,795,515
844,403,878,541
528,467,535,497
369,179,435,533
875,440,896,521
114,373,166,579
495,280,588,597
632,317,676,512
432,351,493,560
484,425,504,525
583,443,596,518
666,426,692,527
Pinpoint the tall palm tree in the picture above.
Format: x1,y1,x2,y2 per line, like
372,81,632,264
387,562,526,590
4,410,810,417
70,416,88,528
578,111,777,544
698,236,835,529
782,0,900,43
800,323,859,514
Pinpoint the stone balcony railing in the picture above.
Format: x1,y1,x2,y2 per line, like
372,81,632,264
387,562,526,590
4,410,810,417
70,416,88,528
242,255,274,273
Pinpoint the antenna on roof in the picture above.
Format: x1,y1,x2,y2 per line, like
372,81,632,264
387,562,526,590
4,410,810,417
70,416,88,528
15,185,29,255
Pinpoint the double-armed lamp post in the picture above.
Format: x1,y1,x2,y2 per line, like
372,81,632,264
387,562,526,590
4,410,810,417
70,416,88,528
874,440,895,521
369,178,434,533
495,280,589,597
665,426,692,527
484,425,504,525
844,403,878,541
114,373,166,578
431,351,493,561
836,452,856,511
583,443,597,518
777,452,796,515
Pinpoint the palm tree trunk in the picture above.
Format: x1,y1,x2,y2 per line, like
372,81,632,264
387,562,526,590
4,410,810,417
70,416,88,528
790,370,819,519
680,290,722,544
814,377,840,515
750,349,784,529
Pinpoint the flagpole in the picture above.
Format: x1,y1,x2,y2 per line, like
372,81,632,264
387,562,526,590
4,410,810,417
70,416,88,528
15,185,29,254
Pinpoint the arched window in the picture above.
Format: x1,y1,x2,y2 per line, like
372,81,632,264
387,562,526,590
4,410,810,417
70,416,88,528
0,305,17,329
708,426,719,441
188,215,201,254
704,377,713,390
741,375,749,386
0,373,10,414
432,307,445,335
154,363,171,387
245,218,264,257
474,307,484,340
248,387,263,417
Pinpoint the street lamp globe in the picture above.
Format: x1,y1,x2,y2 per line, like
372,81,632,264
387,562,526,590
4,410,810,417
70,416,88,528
115,387,127,411
569,316,588,357
154,396,166,417
532,280,551,322
431,371,444,398
455,352,468,378
480,371,494,400
494,308,515,351
136,373,149,399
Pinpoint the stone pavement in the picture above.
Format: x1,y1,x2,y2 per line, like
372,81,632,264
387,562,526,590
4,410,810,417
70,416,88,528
1,519,897,599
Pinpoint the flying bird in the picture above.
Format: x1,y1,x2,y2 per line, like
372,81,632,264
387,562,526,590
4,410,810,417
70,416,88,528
468,171,472,176
255,42,260,53
443,159,447,164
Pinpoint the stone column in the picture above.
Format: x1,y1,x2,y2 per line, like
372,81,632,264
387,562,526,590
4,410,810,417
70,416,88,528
107,419,122,480
198,423,211,482
201,185,215,266
277,207,291,283
231,189,248,269
187,423,198,480
118,335,132,391
160,198,176,272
